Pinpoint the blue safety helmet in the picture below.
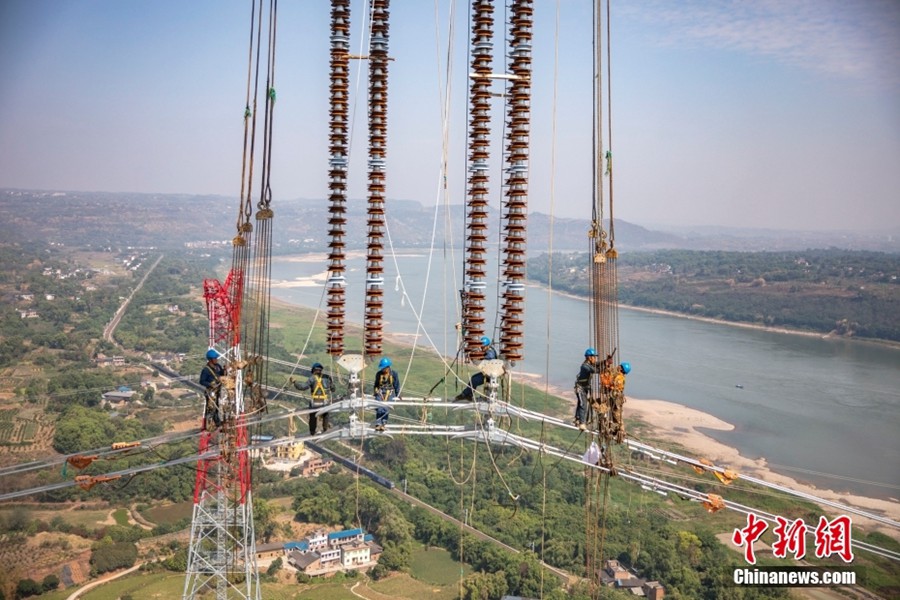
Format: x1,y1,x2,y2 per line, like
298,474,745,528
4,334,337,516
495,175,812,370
206,349,221,360
480,336,491,347
378,357,392,370
584,348,598,357
311,362,323,371
620,362,631,374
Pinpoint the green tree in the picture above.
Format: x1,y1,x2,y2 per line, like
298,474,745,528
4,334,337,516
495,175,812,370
676,530,703,566
266,557,283,577
7,507,30,532
253,497,278,543
89,541,137,575
40,575,59,593
162,547,188,572
462,571,508,600
14,579,40,599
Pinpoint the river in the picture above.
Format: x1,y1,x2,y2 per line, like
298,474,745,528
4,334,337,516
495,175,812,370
269,251,900,502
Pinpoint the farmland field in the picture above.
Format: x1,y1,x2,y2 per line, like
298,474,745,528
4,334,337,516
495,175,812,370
142,501,193,525
408,543,471,586
0,505,112,529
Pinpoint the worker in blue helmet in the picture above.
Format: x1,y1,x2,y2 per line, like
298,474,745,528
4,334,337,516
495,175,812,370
290,362,336,435
373,357,400,431
573,348,601,430
455,336,499,401
199,349,224,430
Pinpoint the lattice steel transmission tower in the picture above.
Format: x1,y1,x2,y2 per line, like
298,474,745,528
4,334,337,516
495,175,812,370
183,274,261,600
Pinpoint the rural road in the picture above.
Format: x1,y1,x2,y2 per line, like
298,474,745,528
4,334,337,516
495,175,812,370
103,253,163,343
65,563,142,600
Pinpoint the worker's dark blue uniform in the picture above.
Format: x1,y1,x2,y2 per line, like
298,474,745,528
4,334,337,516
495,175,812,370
200,360,225,427
373,367,400,429
574,356,600,428
456,345,498,401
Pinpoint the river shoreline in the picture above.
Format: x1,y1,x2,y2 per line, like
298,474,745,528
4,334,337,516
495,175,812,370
531,281,900,350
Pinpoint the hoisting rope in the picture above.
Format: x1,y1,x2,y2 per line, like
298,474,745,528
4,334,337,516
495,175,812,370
244,0,278,420
585,1,620,596
605,0,615,246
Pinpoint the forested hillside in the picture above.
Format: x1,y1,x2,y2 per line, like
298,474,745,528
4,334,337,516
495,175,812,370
528,249,900,342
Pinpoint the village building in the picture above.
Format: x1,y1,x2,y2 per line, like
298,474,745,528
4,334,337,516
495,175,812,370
255,541,284,561
94,354,126,367
274,440,305,461
257,440,335,477
299,457,332,477
599,559,665,598
148,351,180,363
101,387,136,408
278,527,382,577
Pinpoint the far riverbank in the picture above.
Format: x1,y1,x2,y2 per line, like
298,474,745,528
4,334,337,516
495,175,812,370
529,279,900,350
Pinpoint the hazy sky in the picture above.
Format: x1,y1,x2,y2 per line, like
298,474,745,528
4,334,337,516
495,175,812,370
1,0,898,232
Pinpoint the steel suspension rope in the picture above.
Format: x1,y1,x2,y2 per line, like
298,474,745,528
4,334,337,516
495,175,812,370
363,0,390,357
498,0,532,364
461,0,494,362
583,0,603,584
244,0,278,419
584,0,620,594
326,0,351,357
242,0,279,507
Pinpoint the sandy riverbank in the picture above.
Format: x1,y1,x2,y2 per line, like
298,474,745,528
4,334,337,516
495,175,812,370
622,305,900,350
624,397,900,531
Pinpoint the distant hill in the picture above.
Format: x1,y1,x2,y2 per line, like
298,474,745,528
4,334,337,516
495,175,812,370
2,189,897,253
